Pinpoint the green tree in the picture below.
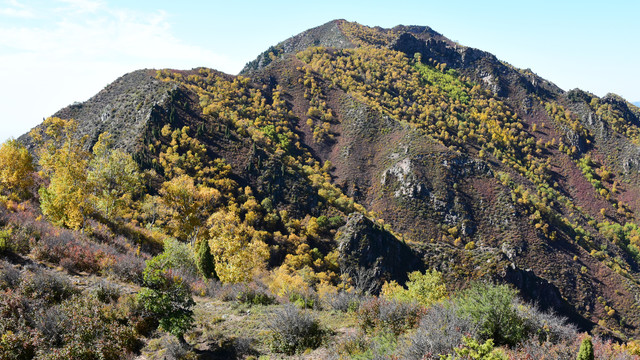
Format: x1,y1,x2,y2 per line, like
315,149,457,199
0,139,35,200
137,255,195,343
455,282,525,347
196,239,217,279
576,336,594,360
34,118,91,229
87,132,143,220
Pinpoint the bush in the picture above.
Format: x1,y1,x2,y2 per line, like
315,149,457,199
137,259,195,342
107,252,146,284
324,290,365,312
39,295,139,360
382,269,447,307
33,229,105,274
267,304,324,355
236,282,276,305
19,268,77,304
403,301,477,359
151,238,199,278
357,297,424,336
149,335,197,360
289,290,318,309
35,305,67,347
217,281,277,305
454,282,525,346
0,227,30,256
515,299,577,344
94,280,122,303
333,331,397,360
0,261,20,289
444,337,507,360
509,338,578,360
0,328,40,360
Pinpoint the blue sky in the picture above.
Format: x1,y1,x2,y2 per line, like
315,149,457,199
1,0,639,142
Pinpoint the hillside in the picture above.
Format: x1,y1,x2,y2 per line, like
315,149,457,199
3,19,640,359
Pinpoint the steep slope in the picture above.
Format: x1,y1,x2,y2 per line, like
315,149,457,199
19,20,640,340
20,69,176,155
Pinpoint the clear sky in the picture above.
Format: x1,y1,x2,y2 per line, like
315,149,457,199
1,0,639,143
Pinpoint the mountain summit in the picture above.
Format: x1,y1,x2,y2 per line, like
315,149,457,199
11,20,640,350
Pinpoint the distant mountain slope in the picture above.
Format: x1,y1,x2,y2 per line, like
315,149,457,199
20,19,640,339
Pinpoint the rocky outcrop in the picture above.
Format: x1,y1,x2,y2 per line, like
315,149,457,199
336,213,424,292
20,69,176,153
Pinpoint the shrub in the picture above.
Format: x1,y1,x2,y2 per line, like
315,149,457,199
217,281,277,305
94,281,122,303
0,288,34,326
357,297,424,336
39,295,139,360
324,290,365,312
381,269,447,307
0,328,40,360
289,290,318,309
150,238,199,278
509,338,578,360
444,337,507,360
267,304,324,355
334,331,397,359
107,252,146,284
137,259,195,342
0,261,20,289
236,282,276,305
19,268,77,304
403,301,477,359
454,282,525,346
33,229,106,274
150,335,197,360
515,299,577,344
35,305,67,347
0,228,9,254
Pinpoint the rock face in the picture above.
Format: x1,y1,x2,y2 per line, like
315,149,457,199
20,69,176,153
336,213,424,292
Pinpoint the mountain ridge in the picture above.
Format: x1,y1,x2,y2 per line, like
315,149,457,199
15,19,640,342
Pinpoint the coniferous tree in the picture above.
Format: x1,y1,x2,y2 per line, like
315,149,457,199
576,337,594,360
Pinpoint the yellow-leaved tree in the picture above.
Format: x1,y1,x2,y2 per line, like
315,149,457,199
160,174,220,242
33,118,90,229
0,139,35,200
87,133,143,221
207,207,269,283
